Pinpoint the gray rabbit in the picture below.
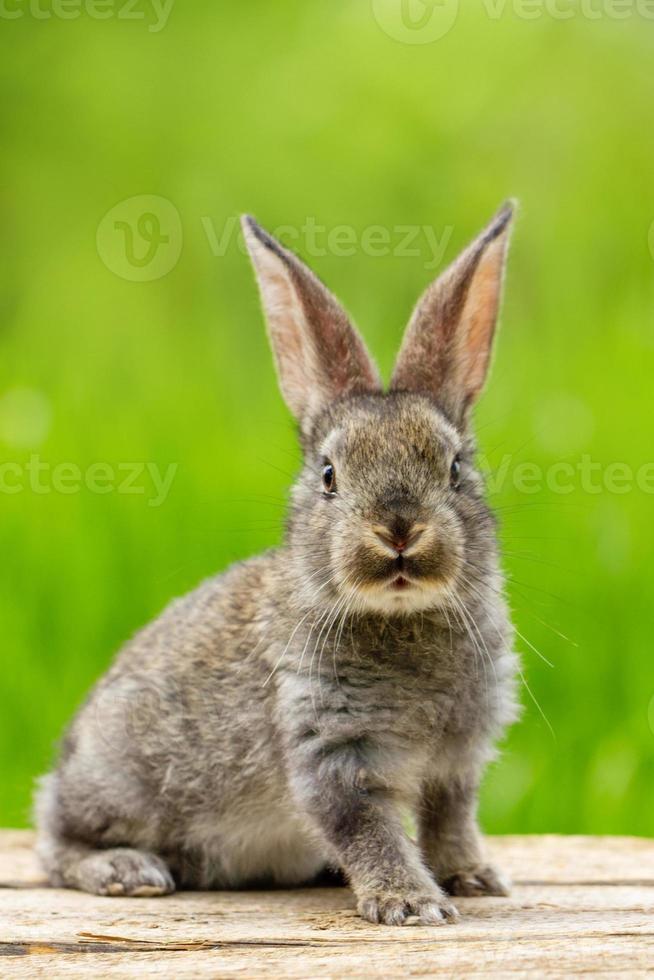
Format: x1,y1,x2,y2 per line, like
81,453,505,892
35,203,520,926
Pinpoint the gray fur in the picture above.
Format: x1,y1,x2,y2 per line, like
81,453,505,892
36,204,520,926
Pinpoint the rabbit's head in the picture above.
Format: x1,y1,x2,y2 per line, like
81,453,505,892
243,204,514,616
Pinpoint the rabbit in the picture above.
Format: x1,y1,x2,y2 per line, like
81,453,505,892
35,201,520,926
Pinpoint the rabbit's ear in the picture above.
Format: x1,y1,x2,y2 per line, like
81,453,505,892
390,202,515,425
242,216,382,428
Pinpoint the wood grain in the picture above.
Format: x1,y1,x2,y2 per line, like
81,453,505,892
1,831,652,977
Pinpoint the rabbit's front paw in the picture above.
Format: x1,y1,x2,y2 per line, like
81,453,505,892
442,864,510,897
357,887,459,926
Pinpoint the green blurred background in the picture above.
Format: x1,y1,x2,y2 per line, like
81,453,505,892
1,1,653,834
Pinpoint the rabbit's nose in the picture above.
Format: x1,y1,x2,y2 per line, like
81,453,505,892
373,524,424,555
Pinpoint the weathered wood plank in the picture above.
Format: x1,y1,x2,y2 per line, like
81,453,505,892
1,831,652,977
5,939,653,980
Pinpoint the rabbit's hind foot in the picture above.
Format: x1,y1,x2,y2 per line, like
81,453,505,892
64,846,175,897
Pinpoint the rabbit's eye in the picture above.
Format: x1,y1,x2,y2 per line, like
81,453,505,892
450,454,462,490
322,462,336,494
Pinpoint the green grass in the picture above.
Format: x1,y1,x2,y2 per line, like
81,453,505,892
1,2,653,833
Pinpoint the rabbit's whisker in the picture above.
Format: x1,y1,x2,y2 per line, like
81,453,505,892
517,664,556,740
445,587,494,707
513,626,555,669
265,568,344,685
308,595,344,717
315,585,356,709
462,561,570,653
331,578,364,686
458,566,557,734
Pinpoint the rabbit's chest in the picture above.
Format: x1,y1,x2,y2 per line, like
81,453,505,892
311,670,468,803
306,645,476,758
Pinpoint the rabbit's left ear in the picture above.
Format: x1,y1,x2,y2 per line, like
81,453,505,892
242,216,382,432
390,202,515,426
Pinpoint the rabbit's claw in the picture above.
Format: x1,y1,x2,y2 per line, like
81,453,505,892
358,888,459,926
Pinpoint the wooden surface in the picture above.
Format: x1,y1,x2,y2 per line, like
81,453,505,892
1,831,653,977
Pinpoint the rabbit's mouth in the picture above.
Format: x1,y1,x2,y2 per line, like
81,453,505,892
353,565,456,615
340,524,465,612
386,569,447,593
344,543,463,613
382,553,449,589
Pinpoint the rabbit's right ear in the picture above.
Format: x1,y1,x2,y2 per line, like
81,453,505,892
242,216,381,430
390,202,515,427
